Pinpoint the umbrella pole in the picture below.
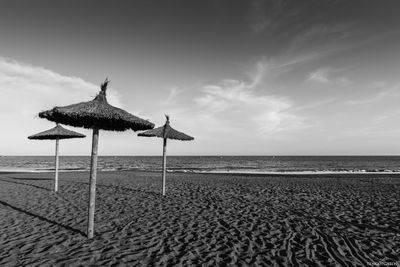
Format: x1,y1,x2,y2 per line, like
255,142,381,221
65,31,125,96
87,128,99,238
54,138,59,192
162,138,167,196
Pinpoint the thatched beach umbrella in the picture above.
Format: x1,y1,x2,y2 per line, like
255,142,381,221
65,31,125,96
39,78,154,238
28,123,85,192
138,115,194,196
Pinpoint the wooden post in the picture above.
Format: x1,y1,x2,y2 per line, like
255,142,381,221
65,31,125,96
162,138,167,196
54,138,59,192
87,128,99,238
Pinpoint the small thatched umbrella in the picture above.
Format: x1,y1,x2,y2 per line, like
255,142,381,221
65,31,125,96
138,115,194,196
39,78,154,238
28,123,85,192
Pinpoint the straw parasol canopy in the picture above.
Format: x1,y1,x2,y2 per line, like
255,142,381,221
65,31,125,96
28,123,85,140
38,78,154,238
39,79,153,131
28,123,85,192
138,115,193,196
138,115,194,141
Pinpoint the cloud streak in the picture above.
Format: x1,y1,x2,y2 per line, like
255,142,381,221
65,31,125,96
160,60,306,141
195,79,303,135
347,84,400,105
0,57,123,112
307,69,330,83
0,56,125,155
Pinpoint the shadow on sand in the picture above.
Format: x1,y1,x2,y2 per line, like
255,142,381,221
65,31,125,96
0,199,86,236
63,180,161,197
0,178,51,191
10,177,53,181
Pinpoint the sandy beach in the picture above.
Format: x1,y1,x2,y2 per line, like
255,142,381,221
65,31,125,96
0,171,399,266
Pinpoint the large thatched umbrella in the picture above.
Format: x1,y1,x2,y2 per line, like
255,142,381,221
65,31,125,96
39,78,154,238
28,123,85,192
138,115,193,196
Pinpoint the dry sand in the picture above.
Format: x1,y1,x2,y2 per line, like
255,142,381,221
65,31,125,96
0,171,399,266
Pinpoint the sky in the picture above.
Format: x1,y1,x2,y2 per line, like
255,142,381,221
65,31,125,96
1,0,400,156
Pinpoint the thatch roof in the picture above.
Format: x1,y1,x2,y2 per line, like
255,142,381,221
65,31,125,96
28,124,85,140
138,115,194,141
39,79,155,131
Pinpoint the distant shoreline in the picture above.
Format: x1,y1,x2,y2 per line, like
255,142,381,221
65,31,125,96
2,155,400,157
2,169,400,177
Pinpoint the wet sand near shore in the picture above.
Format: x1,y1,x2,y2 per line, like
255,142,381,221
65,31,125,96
0,171,399,266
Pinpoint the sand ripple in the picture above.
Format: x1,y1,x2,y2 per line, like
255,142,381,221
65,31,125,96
0,172,399,266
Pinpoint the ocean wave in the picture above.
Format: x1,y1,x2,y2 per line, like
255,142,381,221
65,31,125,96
2,167,400,174
190,169,400,175
1,156,400,175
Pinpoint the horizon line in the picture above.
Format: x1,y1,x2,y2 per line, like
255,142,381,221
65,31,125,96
2,154,400,157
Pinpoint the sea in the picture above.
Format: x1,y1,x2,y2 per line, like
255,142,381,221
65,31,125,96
1,156,400,174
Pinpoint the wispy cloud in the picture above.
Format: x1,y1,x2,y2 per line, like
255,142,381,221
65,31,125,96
161,60,306,139
295,97,337,111
289,23,353,52
374,115,389,121
163,86,180,105
0,56,125,154
248,0,300,33
347,84,400,105
306,67,352,85
373,110,400,122
340,126,400,137
0,57,123,112
307,69,330,83
195,79,300,134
